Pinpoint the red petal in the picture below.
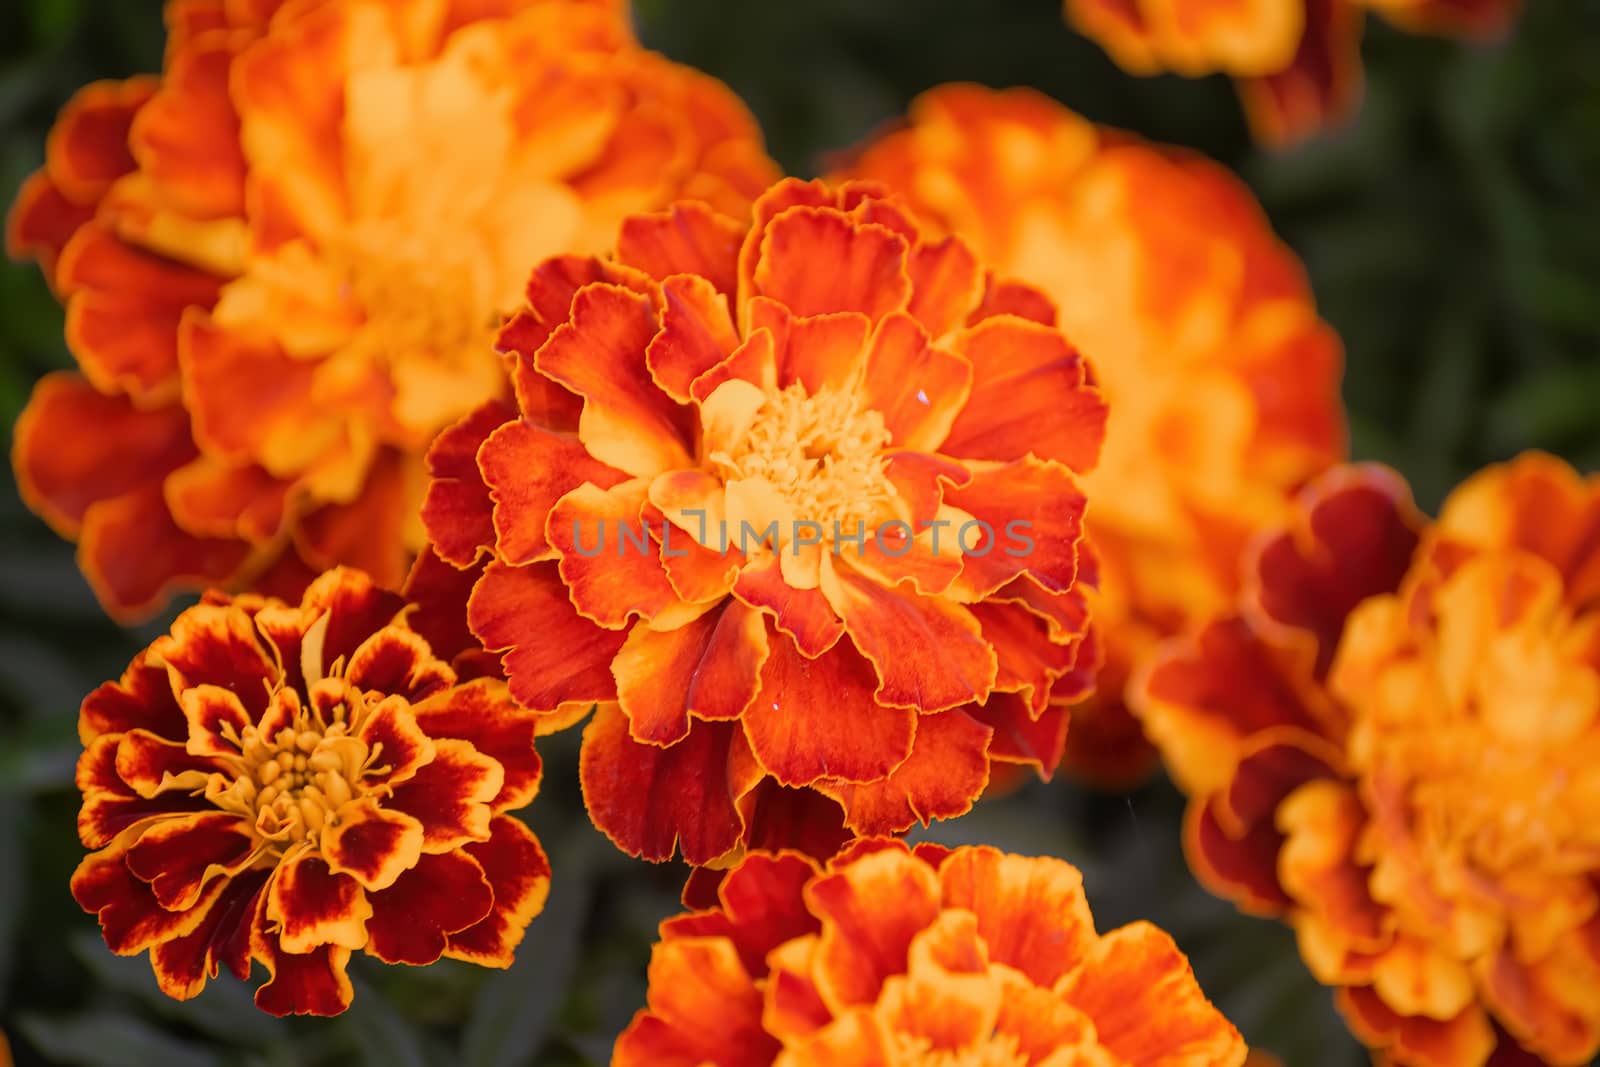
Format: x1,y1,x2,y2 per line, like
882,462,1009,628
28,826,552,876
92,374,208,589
421,399,516,567
821,559,997,712
345,625,452,703
252,936,353,1017
742,632,916,787
731,554,845,657
125,811,258,910
364,849,494,965
385,739,501,851
645,274,741,403
946,457,1087,601
265,852,371,954
149,868,269,1000
615,600,768,745
969,692,1070,777
321,799,424,892
1238,0,1364,146
152,602,277,717
45,77,149,198
80,650,186,745
411,678,544,811
445,815,551,966
6,170,93,278
858,311,971,452
617,200,744,296
480,418,628,565
73,842,228,955
534,283,693,478
806,844,941,1008
549,480,693,627
817,708,993,834
580,708,755,865
906,235,985,340
939,846,1096,987
402,547,496,678
942,315,1106,472
468,560,628,711
751,205,910,322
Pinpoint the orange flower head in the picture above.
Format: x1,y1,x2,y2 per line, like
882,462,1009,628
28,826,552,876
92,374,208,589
421,177,1108,866
8,0,777,621
835,85,1343,787
614,839,1249,1066
71,567,552,1016
1063,0,1523,143
1137,453,1600,1065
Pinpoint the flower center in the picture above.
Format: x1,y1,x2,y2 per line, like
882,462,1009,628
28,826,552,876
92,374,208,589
710,384,896,538
1337,556,1600,887
891,1032,1031,1067
329,224,496,359
212,686,390,854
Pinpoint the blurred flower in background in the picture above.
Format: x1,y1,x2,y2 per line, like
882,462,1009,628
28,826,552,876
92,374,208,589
1063,0,1523,143
614,839,1250,1065
72,567,552,1016
1138,453,1600,1065
836,84,1344,789
423,177,1106,867
7,0,775,621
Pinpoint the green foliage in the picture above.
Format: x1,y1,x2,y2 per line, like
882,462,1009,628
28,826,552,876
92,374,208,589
2,0,1599,1064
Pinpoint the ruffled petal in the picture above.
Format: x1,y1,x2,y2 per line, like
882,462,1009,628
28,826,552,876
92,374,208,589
480,418,629,565
410,678,544,811
321,799,425,892
445,814,551,966
615,600,768,745
363,849,494,965
750,205,910,322
384,738,501,852
816,708,993,834
420,399,516,567
857,311,971,453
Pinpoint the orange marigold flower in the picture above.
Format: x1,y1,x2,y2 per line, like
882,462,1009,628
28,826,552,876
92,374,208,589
8,0,776,622
422,177,1107,865
614,839,1249,1066
1063,0,1521,144
835,85,1343,788
1136,453,1600,1066
70,567,551,1016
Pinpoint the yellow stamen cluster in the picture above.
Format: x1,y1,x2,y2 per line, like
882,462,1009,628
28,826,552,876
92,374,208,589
330,223,496,359
712,383,897,537
895,1035,1032,1067
210,683,392,855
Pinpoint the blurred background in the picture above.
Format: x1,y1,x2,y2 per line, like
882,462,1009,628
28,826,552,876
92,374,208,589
1,0,1598,1063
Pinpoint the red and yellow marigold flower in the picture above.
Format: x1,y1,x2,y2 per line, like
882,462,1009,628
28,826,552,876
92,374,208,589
422,177,1107,866
614,838,1249,1066
71,567,551,1016
1063,0,1522,144
836,85,1343,788
1136,453,1600,1066
7,0,776,622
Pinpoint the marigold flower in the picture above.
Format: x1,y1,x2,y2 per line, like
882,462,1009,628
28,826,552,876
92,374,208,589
1136,453,1600,1066
1063,0,1521,143
422,177,1107,865
7,0,776,622
836,85,1343,788
70,566,551,1016
614,838,1248,1066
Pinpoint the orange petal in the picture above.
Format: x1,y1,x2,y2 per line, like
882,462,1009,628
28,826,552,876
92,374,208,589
75,738,208,849
265,851,372,954
468,560,628,711
291,449,412,590
665,851,822,976
742,633,916,787
480,418,629,565
114,728,219,799
364,849,494,966
774,310,872,395
615,600,768,745
402,547,496,679
971,601,1079,714
645,274,742,404
905,235,985,340
445,814,551,966
938,845,1097,988
253,566,406,691
858,311,971,452
385,739,501,852
946,457,1087,601
732,553,846,657
80,650,187,744
580,708,754,865
129,33,246,219
549,479,697,628
751,205,911,322
421,399,516,567
613,936,778,1067
411,678,544,812
148,867,268,1001
534,283,694,478
806,844,941,1010
821,557,997,712
5,169,94,278
942,315,1106,472
735,780,854,864
1060,921,1246,1064
1186,799,1296,914
164,456,290,544
968,275,1058,328
73,840,227,955
817,707,993,835
44,77,151,199
179,683,251,758
617,200,745,297
13,372,195,538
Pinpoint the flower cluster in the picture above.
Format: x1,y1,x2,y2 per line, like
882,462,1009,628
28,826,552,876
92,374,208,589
9,0,776,621
419,177,1107,865
614,839,1249,1066
1063,0,1524,143
71,567,551,1016
837,85,1344,786
1136,453,1600,1065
